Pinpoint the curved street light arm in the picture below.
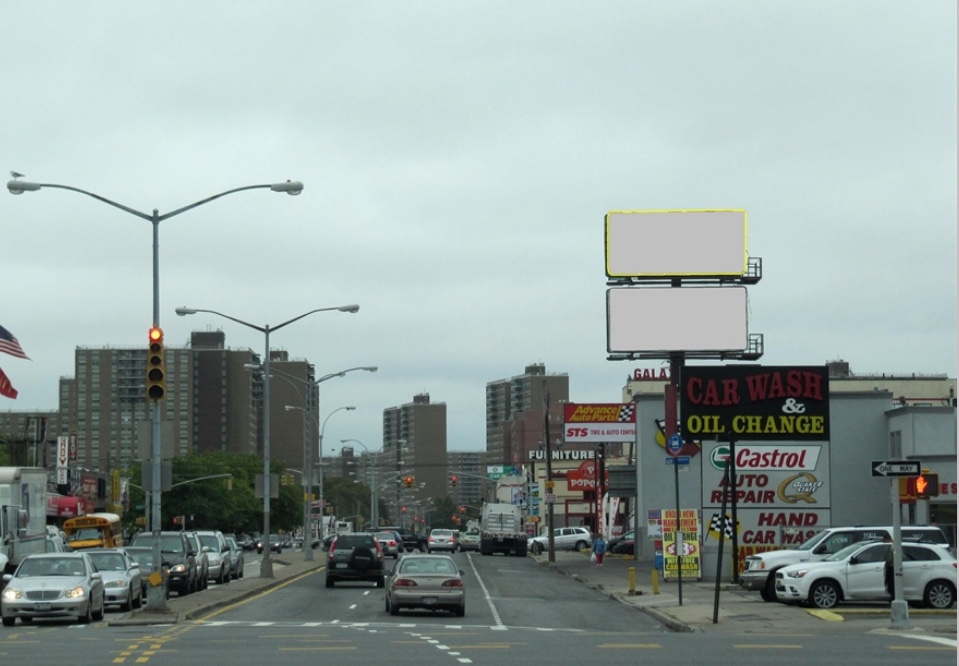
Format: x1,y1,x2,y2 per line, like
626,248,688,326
6,181,303,222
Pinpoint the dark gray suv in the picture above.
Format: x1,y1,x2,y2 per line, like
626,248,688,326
325,532,385,588
128,531,198,596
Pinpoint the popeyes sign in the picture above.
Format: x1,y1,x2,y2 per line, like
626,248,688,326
567,460,606,490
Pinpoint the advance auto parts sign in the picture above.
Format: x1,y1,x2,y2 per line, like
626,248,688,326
679,365,830,441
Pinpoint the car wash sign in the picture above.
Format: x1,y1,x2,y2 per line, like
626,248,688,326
680,365,830,441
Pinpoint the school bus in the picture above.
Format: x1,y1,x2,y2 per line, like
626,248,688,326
62,512,124,550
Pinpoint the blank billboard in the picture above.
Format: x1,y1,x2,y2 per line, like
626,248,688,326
607,286,748,352
605,209,747,278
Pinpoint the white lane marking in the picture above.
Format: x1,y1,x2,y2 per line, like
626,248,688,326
466,552,504,627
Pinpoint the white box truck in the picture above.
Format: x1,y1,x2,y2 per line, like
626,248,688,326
0,467,49,575
480,503,527,556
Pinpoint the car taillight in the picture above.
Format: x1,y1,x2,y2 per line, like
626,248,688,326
328,542,337,556
428,536,435,542
389,540,397,547
442,579,463,588
395,578,418,587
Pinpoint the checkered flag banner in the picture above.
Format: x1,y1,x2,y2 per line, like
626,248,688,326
616,405,634,422
708,514,739,540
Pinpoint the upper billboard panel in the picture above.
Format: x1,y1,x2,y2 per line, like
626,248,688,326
605,209,748,278
607,286,747,353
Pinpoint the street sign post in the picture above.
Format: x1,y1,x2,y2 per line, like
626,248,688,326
666,456,690,465
871,460,921,477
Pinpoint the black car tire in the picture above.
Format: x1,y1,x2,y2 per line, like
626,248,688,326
454,602,465,618
809,580,840,609
2,617,15,627
326,576,335,588
923,580,956,609
760,575,777,602
78,601,92,624
93,598,105,621
389,600,399,616
375,576,385,588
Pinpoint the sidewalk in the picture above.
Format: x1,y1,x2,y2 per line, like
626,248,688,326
532,550,959,636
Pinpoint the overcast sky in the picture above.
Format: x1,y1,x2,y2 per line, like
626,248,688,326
2,2,956,453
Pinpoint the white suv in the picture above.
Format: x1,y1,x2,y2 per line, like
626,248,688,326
528,527,592,555
740,525,948,602
775,540,956,609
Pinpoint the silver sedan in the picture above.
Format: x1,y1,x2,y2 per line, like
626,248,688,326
384,554,465,617
1,553,105,626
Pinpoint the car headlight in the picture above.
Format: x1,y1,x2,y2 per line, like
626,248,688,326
783,569,808,579
2,588,22,601
104,579,129,589
64,586,87,599
170,564,186,573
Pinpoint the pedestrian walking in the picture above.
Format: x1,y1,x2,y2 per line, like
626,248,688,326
592,534,607,566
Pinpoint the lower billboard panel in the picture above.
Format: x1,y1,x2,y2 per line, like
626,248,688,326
606,286,747,353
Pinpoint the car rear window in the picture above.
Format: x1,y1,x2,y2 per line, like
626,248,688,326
336,535,374,549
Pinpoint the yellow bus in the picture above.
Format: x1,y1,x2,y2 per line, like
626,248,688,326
62,512,124,550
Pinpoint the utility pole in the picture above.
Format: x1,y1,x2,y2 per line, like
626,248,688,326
543,384,556,563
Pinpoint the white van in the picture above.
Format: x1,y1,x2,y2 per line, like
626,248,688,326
740,525,949,601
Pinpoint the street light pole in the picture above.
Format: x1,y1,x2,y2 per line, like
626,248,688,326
176,304,358,578
8,177,303,610
270,365,375,560
340,438,379,528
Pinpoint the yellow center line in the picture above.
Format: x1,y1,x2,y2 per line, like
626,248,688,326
733,644,803,649
598,643,663,648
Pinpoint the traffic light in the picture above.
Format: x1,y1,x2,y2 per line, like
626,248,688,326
146,326,166,401
459,506,466,514
915,471,940,498
451,474,458,487
403,475,414,488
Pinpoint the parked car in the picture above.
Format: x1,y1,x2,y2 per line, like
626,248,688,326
325,532,385,588
1,552,105,626
607,530,635,555
128,531,198,596
224,535,245,579
527,527,592,555
123,546,170,599
256,534,283,554
775,540,956,609
742,524,949,602
427,529,458,553
458,531,480,552
234,533,255,551
84,548,143,611
195,530,231,585
385,553,465,617
374,531,402,559
184,532,210,590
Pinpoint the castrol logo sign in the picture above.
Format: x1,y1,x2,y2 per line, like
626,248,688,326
709,444,821,471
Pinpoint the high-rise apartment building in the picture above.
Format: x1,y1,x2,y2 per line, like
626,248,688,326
38,331,316,475
485,363,568,467
382,393,447,512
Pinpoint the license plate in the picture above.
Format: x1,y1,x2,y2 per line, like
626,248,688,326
421,596,438,605
33,602,51,611
336,563,349,569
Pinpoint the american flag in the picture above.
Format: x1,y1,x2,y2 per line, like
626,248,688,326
708,513,739,540
0,366,18,399
0,324,29,360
